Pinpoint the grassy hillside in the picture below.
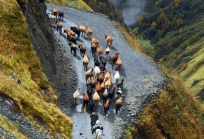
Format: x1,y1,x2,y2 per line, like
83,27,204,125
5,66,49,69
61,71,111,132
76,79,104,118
113,10,204,139
125,67,204,139
0,0,72,138
134,0,204,97
83,0,124,22
45,0,92,11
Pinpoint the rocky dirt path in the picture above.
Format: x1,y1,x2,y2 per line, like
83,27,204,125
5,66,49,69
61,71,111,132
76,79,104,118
46,3,166,139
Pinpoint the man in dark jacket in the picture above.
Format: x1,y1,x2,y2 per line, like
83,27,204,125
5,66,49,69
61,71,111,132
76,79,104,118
90,109,99,129
92,120,103,134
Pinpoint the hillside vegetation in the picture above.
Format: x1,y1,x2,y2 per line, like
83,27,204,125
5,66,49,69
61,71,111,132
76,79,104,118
1,0,204,138
45,0,92,11
0,0,72,138
134,0,204,98
125,68,204,139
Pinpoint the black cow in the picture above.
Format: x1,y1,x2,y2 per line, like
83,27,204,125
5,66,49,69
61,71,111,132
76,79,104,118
108,85,115,100
70,27,81,38
58,11,64,21
87,83,92,99
94,52,100,67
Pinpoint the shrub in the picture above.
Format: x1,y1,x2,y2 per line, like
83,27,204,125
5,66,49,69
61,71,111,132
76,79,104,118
181,63,188,70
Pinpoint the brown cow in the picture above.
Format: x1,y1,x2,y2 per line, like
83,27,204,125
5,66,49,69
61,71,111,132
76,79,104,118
82,54,89,71
112,52,119,69
115,95,125,114
85,68,94,83
52,8,58,18
73,87,80,106
93,89,100,107
97,71,104,84
90,37,99,47
95,81,102,95
78,24,86,36
83,92,90,109
64,29,76,37
78,44,86,57
105,34,114,47
103,98,111,117
86,27,93,38
116,57,122,71
56,20,63,35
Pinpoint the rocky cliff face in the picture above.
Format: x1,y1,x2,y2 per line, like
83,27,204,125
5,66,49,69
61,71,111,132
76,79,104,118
0,1,76,138
20,0,56,75
19,0,77,98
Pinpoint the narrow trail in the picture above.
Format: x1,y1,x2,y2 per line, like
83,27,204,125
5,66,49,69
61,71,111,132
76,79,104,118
46,3,166,139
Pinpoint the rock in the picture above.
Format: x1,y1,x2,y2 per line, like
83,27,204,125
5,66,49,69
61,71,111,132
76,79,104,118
5,100,13,108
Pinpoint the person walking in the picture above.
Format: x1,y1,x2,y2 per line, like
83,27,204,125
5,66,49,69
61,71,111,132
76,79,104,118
90,109,99,129
92,120,103,134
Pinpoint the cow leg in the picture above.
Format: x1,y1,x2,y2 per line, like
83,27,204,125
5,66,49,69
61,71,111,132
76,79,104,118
74,49,76,57
116,108,118,114
59,28,62,36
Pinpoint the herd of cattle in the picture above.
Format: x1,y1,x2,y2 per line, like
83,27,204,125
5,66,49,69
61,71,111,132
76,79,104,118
47,8,126,117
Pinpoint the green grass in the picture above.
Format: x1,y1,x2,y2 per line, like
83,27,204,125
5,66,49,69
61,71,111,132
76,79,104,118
134,0,204,95
179,40,204,93
163,36,204,94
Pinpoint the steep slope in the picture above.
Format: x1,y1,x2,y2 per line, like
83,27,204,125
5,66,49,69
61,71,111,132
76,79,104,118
133,0,204,98
0,0,74,138
83,0,124,23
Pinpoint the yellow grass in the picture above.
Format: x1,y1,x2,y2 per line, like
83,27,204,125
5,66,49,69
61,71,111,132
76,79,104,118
113,21,143,53
126,73,204,139
76,0,93,11
0,0,73,138
46,0,92,11
0,114,28,139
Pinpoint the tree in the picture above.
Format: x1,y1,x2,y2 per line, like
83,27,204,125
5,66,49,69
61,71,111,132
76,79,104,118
157,11,166,24
138,14,143,22
151,22,157,30
171,17,177,29
175,0,180,6
176,18,183,27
